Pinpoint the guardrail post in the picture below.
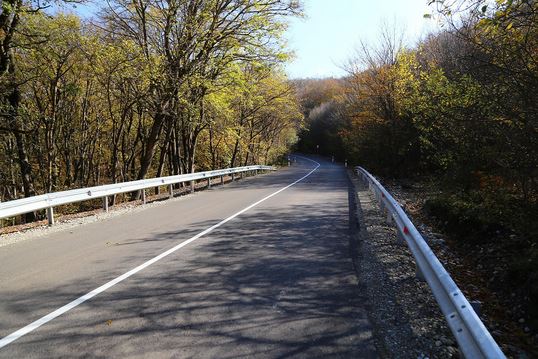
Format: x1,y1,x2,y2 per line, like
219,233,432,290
397,230,405,245
220,175,224,185
470,300,482,318
46,207,55,226
168,184,174,199
386,210,393,224
358,172,366,186
0,165,278,228
355,166,506,358
416,264,426,281
103,196,109,212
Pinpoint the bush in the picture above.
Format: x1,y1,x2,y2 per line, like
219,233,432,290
509,248,538,327
424,193,505,243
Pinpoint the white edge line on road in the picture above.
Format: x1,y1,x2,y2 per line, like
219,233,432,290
0,156,321,349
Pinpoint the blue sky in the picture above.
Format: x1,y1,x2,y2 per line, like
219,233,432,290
61,0,439,79
284,0,439,78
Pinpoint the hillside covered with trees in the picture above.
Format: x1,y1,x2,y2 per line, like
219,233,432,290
0,0,303,220
1,0,537,353
296,0,538,332
2,0,537,337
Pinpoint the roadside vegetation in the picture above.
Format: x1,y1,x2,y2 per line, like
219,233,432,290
296,0,538,334
2,0,537,344
0,0,303,222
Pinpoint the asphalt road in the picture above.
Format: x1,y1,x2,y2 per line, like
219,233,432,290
0,156,377,358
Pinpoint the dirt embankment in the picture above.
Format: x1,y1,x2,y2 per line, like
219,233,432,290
349,171,537,358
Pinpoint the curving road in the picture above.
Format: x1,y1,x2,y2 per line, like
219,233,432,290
0,156,377,358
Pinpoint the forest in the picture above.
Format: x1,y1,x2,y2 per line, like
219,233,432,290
296,0,538,330
0,0,302,221
1,0,537,337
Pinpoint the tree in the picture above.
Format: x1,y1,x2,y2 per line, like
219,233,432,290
0,1,303,221
102,0,301,179
0,0,82,220
293,77,346,159
338,25,421,175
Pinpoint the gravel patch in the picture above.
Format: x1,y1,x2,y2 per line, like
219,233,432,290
382,180,536,358
0,191,194,249
348,172,458,358
0,174,258,249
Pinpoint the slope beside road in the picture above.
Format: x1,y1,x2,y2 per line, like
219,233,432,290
0,156,377,358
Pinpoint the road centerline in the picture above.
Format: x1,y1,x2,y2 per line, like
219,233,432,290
0,158,320,350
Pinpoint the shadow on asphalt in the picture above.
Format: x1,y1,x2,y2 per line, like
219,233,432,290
1,159,378,358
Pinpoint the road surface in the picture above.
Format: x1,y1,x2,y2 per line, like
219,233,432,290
0,156,377,358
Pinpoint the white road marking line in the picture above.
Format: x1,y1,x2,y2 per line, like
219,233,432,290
0,158,320,349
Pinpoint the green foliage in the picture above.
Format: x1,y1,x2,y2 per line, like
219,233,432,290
394,51,491,178
294,0,538,327
294,78,348,160
0,1,303,206
424,193,508,242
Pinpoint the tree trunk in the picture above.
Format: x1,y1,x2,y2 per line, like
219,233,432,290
137,112,165,180
1,4,37,221
154,128,170,194
209,122,217,169
9,88,36,222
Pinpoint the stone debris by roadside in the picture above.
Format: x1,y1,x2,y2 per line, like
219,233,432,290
348,172,459,358
0,190,191,249
349,170,536,358
383,180,536,358
0,174,247,249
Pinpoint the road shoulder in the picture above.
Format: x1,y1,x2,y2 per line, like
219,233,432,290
347,170,457,358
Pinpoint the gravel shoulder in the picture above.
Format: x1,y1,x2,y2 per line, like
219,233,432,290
0,174,250,249
381,179,538,358
348,171,458,358
349,169,537,358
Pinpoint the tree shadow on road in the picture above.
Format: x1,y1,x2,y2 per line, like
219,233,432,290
0,163,378,358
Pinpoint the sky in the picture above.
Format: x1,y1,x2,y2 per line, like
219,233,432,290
284,0,440,79
61,0,440,80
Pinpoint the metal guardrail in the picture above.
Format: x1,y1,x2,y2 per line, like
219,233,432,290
0,165,274,225
356,166,506,359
